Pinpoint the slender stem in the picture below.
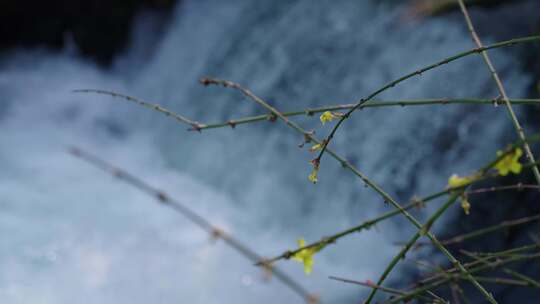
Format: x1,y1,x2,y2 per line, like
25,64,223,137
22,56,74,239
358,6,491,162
262,158,540,266
68,148,317,303
200,78,494,304
502,268,540,288
466,276,530,287
328,276,440,303
73,89,205,130
315,35,540,172
73,89,540,131
466,183,540,195
365,192,462,303
329,276,406,297
419,244,540,286
196,99,540,131
404,212,540,248
73,86,540,267
387,252,540,303
460,251,540,288
456,0,540,184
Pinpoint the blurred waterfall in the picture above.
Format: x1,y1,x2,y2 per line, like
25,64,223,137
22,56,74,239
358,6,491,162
0,0,532,303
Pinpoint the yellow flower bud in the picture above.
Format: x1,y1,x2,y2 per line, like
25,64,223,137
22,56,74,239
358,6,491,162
320,111,337,125
461,198,471,215
495,148,523,176
308,167,319,183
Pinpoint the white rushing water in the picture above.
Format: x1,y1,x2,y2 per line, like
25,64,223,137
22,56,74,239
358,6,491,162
0,0,533,303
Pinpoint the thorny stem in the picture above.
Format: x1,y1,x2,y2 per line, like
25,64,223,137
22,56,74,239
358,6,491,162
456,0,540,185
262,159,540,266
328,276,408,296
328,276,434,302
77,83,540,301
364,192,463,303
196,99,540,131
73,86,540,267
387,252,540,303
315,35,540,174
69,147,317,303
73,89,540,132
419,243,540,286
502,268,540,288
402,212,540,248
200,77,493,304
73,89,206,131
462,251,540,288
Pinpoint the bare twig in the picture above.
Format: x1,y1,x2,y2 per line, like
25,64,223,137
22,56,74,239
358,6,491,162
397,212,540,248
69,147,317,303
200,77,494,304
466,183,540,195
315,35,540,175
196,98,540,131
388,252,540,303
73,89,205,131
328,276,406,296
460,251,540,289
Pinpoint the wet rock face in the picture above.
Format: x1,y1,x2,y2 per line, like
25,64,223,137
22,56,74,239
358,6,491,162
0,0,177,65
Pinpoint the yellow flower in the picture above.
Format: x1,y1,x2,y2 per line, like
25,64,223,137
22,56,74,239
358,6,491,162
292,239,325,275
448,174,477,188
308,167,319,183
320,111,337,125
495,148,523,176
461,197,471,215
309,143,322,152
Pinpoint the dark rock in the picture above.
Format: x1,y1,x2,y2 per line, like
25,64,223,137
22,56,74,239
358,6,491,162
408,0,521,16
0,0,178,65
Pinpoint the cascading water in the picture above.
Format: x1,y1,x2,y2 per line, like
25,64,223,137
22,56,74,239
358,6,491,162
0,0,533,303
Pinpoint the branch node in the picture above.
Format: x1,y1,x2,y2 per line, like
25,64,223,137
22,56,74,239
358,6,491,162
156,191,169,204
267,112,278,122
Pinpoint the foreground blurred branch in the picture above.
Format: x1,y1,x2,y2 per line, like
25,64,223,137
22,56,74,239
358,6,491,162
69,147,318,303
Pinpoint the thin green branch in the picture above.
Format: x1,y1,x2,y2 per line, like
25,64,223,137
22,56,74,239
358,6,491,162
199,77,493,304
328,276,439,303
456,0,540,185
466,183,540,195
315,35,540,172
328,276,407,297
196,99,540,131
460,251,540,289
402,212,540,248
419,244,540,287
69,148,318,304
72,83,540,269
72,90,540,132
365,192,464,303
502,268,540,288
260,157,540,266
388,252,540,303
